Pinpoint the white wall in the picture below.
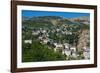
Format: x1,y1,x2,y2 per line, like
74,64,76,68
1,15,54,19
0,0,99,73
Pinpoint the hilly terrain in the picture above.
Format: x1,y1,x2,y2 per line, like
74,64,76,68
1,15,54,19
22,16,90,62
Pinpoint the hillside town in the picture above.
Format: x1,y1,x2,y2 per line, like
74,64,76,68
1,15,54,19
22,16,90,61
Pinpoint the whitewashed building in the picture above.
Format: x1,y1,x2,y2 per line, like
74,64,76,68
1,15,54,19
56,28,60,32
83,48,90,59
38,36,42,40
71,51,77,58
24,40,32,44
63,43,69,50
32,30,40,35
54,43,63,52
42,39,49,44
42,30,46,33
66,31,72,35
62,49,71,56
70,47,76,52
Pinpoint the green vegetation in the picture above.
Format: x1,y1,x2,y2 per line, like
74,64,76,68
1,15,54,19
22,16,90,62
22,41,66,62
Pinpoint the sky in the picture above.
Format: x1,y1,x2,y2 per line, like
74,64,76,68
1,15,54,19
22,10,90,18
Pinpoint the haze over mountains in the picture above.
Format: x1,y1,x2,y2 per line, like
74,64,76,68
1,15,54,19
22,16,90,26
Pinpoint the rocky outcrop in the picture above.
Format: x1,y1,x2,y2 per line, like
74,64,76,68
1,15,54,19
77,29,90,51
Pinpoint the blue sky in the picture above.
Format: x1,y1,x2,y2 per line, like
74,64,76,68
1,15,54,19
22,10,90,18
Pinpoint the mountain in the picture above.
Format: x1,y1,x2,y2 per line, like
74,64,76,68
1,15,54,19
22,16,81,26
22,16,90,31
69,16,90,25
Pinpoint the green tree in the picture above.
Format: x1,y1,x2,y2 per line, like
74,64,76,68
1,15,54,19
22,41,66,62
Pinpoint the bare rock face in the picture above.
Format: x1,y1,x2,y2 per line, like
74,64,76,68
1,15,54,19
77,29,90,51
51,19,58,25
69,16,90,24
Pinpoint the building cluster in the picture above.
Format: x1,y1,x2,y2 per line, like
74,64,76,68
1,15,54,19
23,27,90,60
